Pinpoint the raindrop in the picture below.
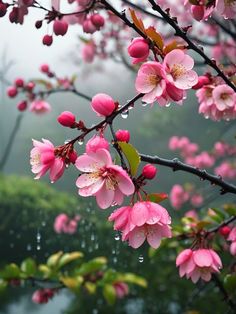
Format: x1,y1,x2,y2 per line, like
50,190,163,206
78,138,84,145
165,103,171,107
226,118,230,122
113,256,118,264
88,246,93,253
10,243,14,248
114,233,120,241
128,103,134,110
27,244,32,251
91,234,95,241
36,245,41,251
51,181,54,184
112,249,116,255
41,221,46,227
94,243,99,250
64,139,71,144
121,110,129,119
142,101,148,107
138,255,144,263
93,309,98,314
9,229,14,235
36,232,41,242
81,240,86,248
205,116,209,119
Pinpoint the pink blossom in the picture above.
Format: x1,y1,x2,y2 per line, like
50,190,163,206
128,37,150,64
109,206,134,238
91,93,116,117
170,184,189,209
32,289,55,304
176,248,222,283
75,149,134,209
214,142,228,157
190,194,203,207
117,201,172,249
54,213,80,234
215,162,236,179
212,84,236,111
163,49,198,90
81,41,96,63
30,139,65,182
115,130,130,143
86,135,109,154
216,0,236,19
113,282,129,299
142,164,157,180
227,227,236,255
135,61,166,104
29,100,51,114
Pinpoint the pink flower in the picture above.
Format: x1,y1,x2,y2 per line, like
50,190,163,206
115,130,130,143
163,49,198,90
54,213,80,234
32,289,55,304
75,149,135,209
216,0,236,19
128,37,150,64
228,227,236,256
170,184,189,209
190,194,203,207
113,282,129,299
86,135,109,153
215,162,236,179
109,206,134,239
120,201,172,249
212,84,236,111
176,248,222,283
81,41,96,63
30,139,65,182
91,93,116,117
135,61,166,104
29,100,51,114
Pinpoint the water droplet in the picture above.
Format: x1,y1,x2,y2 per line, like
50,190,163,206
41,221,46,227
64,139,71,144
121,110,129,119
113,256,118,264
36,245,41,251
226,118,230,122
114,233,120,241
128,104,134,110
9,229,14,235
93,309,98,314
81,240,86,248
65,164,69,169
88,246,93,253
10,243,14,248
112,249,116,255
78,138,84,145
165,102,171,107
142,101,148,107
91,234,95,241
51,181,54,184
27,244,32,251
205,115,209,119
36,232,41,242
94,243,99,250
138,255,144,263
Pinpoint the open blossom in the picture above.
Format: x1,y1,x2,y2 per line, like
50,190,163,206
170,184,189,209
29,100,51,114
227,227,236,256
86,135,109,153
30,139,65,182
212,84,236,111
215,162,236,180
135,61,166,104
163,49,198,90
216,0,236,19
176,248,222,283
54,213,81,234
75,149,134,209
109,201,172,249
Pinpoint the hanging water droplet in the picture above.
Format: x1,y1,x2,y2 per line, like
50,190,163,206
36,245,41,251
121,110,129,119
88,246,93,253
81,240,86,248
205,115,209,119
9,229,14,235
64,139,71,144
128,104,134,110
112,249,116,255
78,138,84,145
165,102,171,107
36,232,41,242
41,221,46,227
91,234,95,241
138,255,144,263
226,118,230,122
65,164,69,169
114,233,120,241
10,243,14,248
93,309,98,314
113,256,118,264
51,181,54,184
142,101,148,107
94,243,99,250
27,244,32,251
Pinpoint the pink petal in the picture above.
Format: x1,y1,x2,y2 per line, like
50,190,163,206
76,173,100,188
75,155,102,172
78,179,104,196
176,249,193,266
193,249,213,267
95,184,115,209
49,158,65,182
128,226,146,249
146,225,161,249
131,202,149,226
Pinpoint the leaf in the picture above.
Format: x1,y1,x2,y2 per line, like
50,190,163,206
147,193,168,203
58,252,84,269
118,142,140,176
224,274,236,293
196,220,211,230
60,276,84,291
47,251,63,268
103,284,116,305
38,264,51,278
0,264,20,280
145,27,164,49
120,273,147,288
84,282,97,294
129,9,146,34
20,258,36,276
224,204,236,216
163,41,185,54
76,257,107,276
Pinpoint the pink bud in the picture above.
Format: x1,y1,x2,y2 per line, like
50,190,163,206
192,76,210,89
219,226,231,237
128,38,149,59
7,86,18,98
43,35,53,46
32,289,54,304
17,100,27,111
40,64,50,73
26,82,35,91
57,111,76,127
0,3,7,17
35,20,42,29
115,130,130,142
86,135,109,153
191,5,204,21
83,18,97,34
142,164,157,179
69,150,78,164
14,78,24,88
91,14,105,29
53,20,68,36
91,93,116,117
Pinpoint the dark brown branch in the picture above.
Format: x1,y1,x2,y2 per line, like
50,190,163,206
139,153,236,195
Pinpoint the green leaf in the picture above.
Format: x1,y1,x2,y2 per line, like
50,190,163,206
47,251,63,268
0,264,20,280
224,274,236,293
20,258,36,276
60,276,84,292
147,193,168,203
118,142,140,176
224,204,236,216
76,257,107,276
103,284,116,305
58,252,84,269
119,273,147,288
38,264,52,278
84,282,97,294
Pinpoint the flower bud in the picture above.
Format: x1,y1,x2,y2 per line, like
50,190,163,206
68,150,78,164
32,289,54,304
26,81,35,91
7,86,18,98
57,111,76,127
83,18,97,34
219,226,231,237
191,5,204,21
42,35,53,46
192,76,210,90
115,129,130,142
91,14,105,29
128,38,149,59
53,20,68,36
35,20,43,29
14,78,24,88
40,64,50,73
142,164,157,179
91,93,116,117
86,135,109,153
0,3,7,17
17,100,27,111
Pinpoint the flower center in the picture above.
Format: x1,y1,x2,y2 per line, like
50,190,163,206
31,153,41,166
148,74,161,86
100,168,118,190
220,92,230,101
171,64,186,80
225,0,235,5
